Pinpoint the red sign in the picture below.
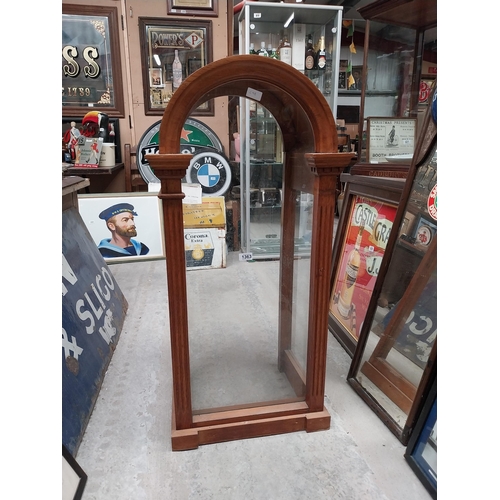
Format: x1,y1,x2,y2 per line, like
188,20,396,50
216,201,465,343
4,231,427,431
419,80,432,103
427,184,437,220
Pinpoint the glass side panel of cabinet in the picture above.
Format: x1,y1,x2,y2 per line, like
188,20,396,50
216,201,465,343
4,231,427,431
363,22,416,118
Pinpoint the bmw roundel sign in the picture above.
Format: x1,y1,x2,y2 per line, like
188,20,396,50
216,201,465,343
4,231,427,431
186,150,232,197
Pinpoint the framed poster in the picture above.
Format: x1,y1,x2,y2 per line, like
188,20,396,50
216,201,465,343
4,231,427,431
367,117,417,163
167,0,218,17
62,4,125,117
139,18,213,116
77,193,166,263
329,193,398,347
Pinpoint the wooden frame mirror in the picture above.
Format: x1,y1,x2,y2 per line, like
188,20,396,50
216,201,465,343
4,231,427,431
139,17,214,116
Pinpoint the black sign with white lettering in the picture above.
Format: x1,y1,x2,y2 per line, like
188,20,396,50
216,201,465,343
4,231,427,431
62,207,128,455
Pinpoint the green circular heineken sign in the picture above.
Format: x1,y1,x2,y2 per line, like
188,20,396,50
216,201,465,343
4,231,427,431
136,118,224,184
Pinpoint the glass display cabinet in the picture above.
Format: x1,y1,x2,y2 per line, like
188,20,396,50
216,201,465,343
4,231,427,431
346,84,437,445
237,2,344,258
146,54,355,450
350,0,437,178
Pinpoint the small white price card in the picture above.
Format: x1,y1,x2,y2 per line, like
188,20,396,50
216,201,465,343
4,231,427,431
239,252,253,261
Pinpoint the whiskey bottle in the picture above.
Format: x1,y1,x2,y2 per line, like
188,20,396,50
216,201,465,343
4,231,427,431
249,43,258,55
258,41,268,57
337,223,364,318
278,30,292,65
172,50,183,90
316,36,326,71
305,35,316,70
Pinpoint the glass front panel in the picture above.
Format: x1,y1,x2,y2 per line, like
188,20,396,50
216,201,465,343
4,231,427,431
290,191,314,373
353,144,437,427
186,87,315,413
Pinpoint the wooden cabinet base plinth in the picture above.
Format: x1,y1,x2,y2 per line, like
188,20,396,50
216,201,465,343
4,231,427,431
171,406,331,451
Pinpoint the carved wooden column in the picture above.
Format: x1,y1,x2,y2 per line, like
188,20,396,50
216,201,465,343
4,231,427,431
146,153,193,430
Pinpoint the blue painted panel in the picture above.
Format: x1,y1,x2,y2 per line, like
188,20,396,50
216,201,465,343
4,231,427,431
62,207,128,456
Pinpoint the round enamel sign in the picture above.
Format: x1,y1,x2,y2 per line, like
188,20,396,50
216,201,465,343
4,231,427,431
185,150,232,197
136,118,223,185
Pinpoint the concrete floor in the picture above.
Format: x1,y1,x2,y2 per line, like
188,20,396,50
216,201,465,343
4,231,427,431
75,253,431,500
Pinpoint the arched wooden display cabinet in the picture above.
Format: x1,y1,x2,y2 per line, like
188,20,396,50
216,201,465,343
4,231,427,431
146,55,355,451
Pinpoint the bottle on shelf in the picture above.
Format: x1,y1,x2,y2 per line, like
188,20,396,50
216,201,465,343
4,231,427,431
258,41,268,57
337,223,364,319
269,47,279,60
172,49,183,90
278,30,292,65
249,42,258,55
305,34,316,70
316,36,326,71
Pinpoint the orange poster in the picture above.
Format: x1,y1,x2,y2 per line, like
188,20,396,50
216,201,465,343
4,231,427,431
330,196,397,340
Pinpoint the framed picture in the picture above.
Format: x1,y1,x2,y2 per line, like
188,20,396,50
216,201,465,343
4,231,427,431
367,117,417,163
149,68,163,87
328,175,404,357
167,0,218,17
62,4,125,117
77,192,166,263
62,445,87,500
139,17,213,116
329,193,398,348
349,65,364,91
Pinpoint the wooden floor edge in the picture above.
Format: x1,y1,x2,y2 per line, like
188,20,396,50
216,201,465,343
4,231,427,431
171,407,331,451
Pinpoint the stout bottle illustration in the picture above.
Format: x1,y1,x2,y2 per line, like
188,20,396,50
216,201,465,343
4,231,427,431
338,223,364,318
